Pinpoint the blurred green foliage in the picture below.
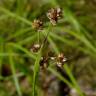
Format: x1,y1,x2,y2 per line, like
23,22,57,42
0,0,96,96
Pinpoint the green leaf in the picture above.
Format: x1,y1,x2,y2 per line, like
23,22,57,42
8,47,22,96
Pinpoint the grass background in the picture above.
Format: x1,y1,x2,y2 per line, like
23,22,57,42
0,0,96,96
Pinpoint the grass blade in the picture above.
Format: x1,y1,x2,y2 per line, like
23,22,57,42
7,27,32,40
48,67,74,88
8,47,22,96
64,64,84,96
0,7,32,26
9,43,36,59
18,33,37,45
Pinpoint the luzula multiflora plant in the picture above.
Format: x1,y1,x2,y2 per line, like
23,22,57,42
31,7,70,96
31,7,66,69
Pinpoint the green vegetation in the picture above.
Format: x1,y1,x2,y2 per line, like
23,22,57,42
0,0,96,96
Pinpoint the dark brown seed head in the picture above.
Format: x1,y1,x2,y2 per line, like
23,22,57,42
56,53,67,67
30,44,40,52
47,7,62,25
32,19,43,30
39,57,49,69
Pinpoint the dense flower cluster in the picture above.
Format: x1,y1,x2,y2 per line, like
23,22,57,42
47,8,62,25
39,53,67,69
32,19,43,31
31,8,66,69
32,7,62,30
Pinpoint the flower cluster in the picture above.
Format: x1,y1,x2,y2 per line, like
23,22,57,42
32,7,62,31
40,56,49,69
56,53,67,67
39,53,67,69
30,43,41,52
31,8,66,69
32,19,43,31
47,8,62,25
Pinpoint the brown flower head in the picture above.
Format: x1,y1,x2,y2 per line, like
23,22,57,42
30,43,41,52
56,53,67,67
32,19,43,31
47,7,62,25
39,56,49,69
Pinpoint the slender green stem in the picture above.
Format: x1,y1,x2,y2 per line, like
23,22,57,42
41,25,52,48
33,25,52,96
38,31,40,44
32,50,41,96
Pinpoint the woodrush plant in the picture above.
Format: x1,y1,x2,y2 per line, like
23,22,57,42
0,5,83,96
0,0,96,96
31,7,84,96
